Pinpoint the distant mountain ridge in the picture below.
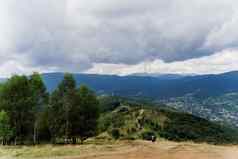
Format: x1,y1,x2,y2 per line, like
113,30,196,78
39,71,238,99
0,78,6,83
129,73,191,79
1,71,238,99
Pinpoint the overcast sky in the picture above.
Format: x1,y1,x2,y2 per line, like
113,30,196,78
0,0,238,77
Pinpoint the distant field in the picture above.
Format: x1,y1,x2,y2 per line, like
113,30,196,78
1,140,238,159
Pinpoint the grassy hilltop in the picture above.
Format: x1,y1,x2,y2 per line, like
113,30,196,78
98,96,238,144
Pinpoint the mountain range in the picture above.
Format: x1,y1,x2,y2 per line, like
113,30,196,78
39,71,238,99
1,71,238,99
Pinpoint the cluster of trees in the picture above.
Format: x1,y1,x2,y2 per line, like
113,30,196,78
0,73,99,145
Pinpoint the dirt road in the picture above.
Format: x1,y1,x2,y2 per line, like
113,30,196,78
71,141,238,159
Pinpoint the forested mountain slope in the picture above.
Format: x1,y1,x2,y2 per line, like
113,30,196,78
41,71,238,99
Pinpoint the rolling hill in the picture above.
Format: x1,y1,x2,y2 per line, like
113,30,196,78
97,97,238,144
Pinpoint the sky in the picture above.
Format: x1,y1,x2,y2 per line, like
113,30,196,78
0,0,238,77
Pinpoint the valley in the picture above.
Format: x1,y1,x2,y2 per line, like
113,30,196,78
160,93,238,127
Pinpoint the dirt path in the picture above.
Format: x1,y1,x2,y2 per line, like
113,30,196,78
70,141,238,159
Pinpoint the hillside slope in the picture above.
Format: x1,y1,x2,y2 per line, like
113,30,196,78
98,99,238,144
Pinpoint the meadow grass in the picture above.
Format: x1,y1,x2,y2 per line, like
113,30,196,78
0,139,120,159
0,140,237,159
0,144,82,159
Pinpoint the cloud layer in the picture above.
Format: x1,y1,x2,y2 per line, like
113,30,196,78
86,49,238,75
0,0,238,76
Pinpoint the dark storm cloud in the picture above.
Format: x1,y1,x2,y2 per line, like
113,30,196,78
0,0,238,74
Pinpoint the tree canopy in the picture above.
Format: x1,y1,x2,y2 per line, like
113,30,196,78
0,73,99,145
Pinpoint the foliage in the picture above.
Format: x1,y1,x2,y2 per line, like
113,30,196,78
0,73,100,145
0,110,14,143
73,85,100,141
110,128,120,139
98,97,238,144
29,72,49,144
0,75,35,144
48,74,100,144
48,73,77,142
141,131,156,141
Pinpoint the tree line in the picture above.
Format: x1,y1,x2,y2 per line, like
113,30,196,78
0,73,99,145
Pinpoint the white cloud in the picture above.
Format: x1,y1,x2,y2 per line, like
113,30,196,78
86,49,238,75
0,0,238,76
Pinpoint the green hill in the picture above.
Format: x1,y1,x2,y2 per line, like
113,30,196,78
98,97,238,144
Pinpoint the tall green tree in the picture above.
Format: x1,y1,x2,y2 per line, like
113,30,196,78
48,90,64,143
0,84,3,92
48,73,77,143
0,110,14,145
73,85,100,143
0,75,34,144
29,72,49,144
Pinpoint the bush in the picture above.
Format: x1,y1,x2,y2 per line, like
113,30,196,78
141,131,156,141
111,129,120,139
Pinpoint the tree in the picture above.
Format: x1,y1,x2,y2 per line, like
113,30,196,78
0,75,34,145
48,73,77,143
48,76,99,144
0,111,14,145
48,90,64,143
29,72,49,144
0,84,3,92
37,108,51,142
73,85,100,143
0,73,100,145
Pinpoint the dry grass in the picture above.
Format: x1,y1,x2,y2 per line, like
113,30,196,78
0,140,238,159
0,144,82,159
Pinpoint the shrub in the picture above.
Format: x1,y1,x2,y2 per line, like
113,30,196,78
111,129,120,139
141,131,156,141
